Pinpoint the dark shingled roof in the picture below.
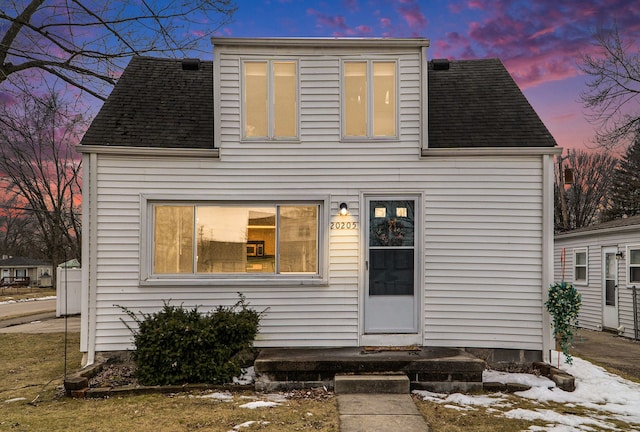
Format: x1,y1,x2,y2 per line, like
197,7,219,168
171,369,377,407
556,214,640,237
80,57,213,148
428,59,556,148
0,257,52,267
80,56,556,149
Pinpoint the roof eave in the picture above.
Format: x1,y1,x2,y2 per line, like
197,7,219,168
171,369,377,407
211,37,430,49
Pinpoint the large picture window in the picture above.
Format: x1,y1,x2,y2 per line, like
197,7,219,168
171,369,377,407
344,60,396,138
243,60,298,139
153,203,319,276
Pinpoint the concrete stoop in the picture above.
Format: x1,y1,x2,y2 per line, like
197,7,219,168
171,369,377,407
254,346,485,393
335,374,410,394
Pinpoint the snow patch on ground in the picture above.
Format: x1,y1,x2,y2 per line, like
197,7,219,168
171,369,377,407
0,296,56,305
414,351,640,431
238,400,281,409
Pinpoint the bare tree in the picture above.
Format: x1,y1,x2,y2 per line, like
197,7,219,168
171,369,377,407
580,23,640,149
555,149,618,232
1,0,236,100
0,88,84,275
0,190,40,257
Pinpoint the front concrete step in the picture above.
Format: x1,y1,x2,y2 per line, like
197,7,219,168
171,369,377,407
334,374,410,394
254,346,485,392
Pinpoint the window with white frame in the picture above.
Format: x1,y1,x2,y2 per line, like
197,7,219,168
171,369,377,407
151,203,319,276
573,248,588,284
343,60,396,138
629,246,640,285
243,60,298,139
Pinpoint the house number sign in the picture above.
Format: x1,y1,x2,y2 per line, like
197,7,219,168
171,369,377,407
330,221,358,230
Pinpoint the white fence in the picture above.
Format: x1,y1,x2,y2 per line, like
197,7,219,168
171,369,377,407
56,267,81,317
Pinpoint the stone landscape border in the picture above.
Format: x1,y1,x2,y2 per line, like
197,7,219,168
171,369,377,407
64,355,575,398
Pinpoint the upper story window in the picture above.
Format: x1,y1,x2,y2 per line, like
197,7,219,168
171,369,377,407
152,203,319,277
343,60,396,138
243,60,298,140
573,248,588,284
629,246,640,285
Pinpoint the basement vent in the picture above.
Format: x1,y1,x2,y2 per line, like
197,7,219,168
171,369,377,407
432,59,450,70
182,58,201,71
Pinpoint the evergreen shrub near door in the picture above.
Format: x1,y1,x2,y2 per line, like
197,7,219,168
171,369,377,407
545,282,581,364
119,294,262,385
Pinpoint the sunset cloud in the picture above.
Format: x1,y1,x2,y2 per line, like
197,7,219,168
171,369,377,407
394,0,427,30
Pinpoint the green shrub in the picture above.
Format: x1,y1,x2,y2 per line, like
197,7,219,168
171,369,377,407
119,294,262,386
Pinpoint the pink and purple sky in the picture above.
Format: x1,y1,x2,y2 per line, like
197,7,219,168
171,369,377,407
215,0,640,152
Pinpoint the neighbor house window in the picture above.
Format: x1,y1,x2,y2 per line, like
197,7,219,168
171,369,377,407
629,246,640,285
573,248,588,284
243,60,298,139
152,203,318,276
343,60,396,138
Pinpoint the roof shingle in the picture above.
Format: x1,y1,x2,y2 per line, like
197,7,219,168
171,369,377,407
80,55,556,149
80,57,214,149
428,59,556,148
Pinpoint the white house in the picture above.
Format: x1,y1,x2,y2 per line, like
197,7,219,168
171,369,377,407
555,215,640,340
0,256,53,288
77,38,560,367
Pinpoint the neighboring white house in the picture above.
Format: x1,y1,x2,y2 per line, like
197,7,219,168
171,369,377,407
77,38,560,367
0,256,53,288
555,215,640,340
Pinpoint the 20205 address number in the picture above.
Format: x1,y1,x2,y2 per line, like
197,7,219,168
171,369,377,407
330,221,358,230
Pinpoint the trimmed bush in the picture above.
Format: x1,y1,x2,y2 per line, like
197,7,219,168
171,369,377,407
119,294,261,386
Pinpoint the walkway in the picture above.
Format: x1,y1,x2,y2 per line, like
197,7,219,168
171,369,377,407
338,393,429,432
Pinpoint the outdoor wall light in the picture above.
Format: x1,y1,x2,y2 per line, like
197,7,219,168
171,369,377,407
616,251,625,260
339,202,349,216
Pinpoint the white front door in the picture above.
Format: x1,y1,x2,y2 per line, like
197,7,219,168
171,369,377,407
364,197,419,338
603,248,619,329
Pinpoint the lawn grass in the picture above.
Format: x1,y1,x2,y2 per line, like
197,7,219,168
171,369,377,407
0,332,339,431
0,286,56,302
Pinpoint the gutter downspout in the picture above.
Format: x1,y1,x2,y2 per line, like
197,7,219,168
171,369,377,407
83,152,98,365
542,153,555,363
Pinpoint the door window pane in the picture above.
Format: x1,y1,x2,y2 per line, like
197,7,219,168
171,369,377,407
274,62,297,137
279,206,318,273
369,249,414,295
244,62,268,137
373,62,395,136
154,206,194,274
369,200,415,247
345,62,367,136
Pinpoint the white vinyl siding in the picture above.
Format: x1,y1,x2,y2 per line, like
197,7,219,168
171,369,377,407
555,233,640,339
216,50,420,154
82,43,551,355
86,155,547,352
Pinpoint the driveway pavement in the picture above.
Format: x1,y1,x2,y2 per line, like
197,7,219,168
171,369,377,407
571,328,640,381
0,297,80,333
0,298,56,320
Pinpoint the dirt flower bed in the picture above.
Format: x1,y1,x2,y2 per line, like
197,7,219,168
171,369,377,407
89,360,139,388
87,355,334,402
